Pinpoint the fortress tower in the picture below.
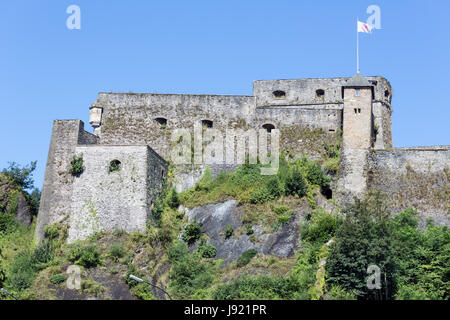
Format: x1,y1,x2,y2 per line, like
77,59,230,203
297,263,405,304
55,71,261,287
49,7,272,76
337,73,375,199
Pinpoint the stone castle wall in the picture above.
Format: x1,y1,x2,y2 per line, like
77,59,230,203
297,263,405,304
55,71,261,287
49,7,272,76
67,145,167,243
367,147,450,226
36,120,98,241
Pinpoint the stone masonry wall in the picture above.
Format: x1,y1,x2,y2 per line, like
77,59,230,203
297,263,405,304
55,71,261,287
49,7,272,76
368,147,450,226
67,145,167,243
36,120,97,241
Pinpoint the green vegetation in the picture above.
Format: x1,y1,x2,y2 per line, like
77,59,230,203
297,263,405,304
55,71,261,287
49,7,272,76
108,160,121,173
50,274,66,284
167,241,217,299
1,161,37,190
5,240,53,291
213,275,305,300
166,188,180,209
109,243,126,261
0,159,448,301
182,222,202,244
236,249,258,267
224,225,234,239
197,240,217,258
67,244,101,268
69,153,84,176
326,192,450,300
181,156,330,207
323,140,341,174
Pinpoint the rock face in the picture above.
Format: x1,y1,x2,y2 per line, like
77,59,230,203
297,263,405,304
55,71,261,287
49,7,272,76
186,200,300,265
16,192,33,226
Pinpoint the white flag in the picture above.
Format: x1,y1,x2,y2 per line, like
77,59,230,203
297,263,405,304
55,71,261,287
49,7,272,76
357,21,372,33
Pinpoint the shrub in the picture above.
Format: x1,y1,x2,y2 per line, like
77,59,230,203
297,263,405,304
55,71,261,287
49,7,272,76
69,154,84,176
301,210,340,244
166,188,180,209
167,241,189,263
224,225,234,239
168,241,215,298
182,222,202,244
285,168,308,198
50,274,67,285
249,187,270,204
197,241,217,258
131,282,155,300
246,225,254,235
305,162,330,187
44,224,59,240
109,243,126,261
236,249,258,267
67,245,101,268
108,160,121,173
266,176,283,199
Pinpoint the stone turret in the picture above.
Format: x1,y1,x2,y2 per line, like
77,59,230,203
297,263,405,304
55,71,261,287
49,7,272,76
337,73,374,200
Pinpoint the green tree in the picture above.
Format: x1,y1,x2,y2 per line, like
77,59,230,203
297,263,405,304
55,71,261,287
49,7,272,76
1,161,37,190
326,192,396,300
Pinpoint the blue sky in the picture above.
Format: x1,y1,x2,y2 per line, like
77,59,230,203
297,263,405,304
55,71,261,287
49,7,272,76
0,0,449,190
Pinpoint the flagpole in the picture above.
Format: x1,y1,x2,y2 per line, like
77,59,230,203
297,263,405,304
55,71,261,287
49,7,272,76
356,17,360,74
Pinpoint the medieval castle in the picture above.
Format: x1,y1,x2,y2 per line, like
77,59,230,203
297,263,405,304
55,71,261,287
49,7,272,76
35,74,450,242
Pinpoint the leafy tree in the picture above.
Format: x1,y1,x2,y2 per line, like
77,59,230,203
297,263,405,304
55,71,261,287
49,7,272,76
391,209,449,300
326,192,396,300
1,161,37,190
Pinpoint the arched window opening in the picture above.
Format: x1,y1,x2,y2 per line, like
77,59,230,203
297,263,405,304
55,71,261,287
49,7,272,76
155,117,167,127
262,123,275,133
201,120,213,128
272,90,286,99
384,90,390,98
316,89,325,98
109,159,121,173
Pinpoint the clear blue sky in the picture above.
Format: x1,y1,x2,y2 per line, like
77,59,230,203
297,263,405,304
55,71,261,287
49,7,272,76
1,0,449,190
